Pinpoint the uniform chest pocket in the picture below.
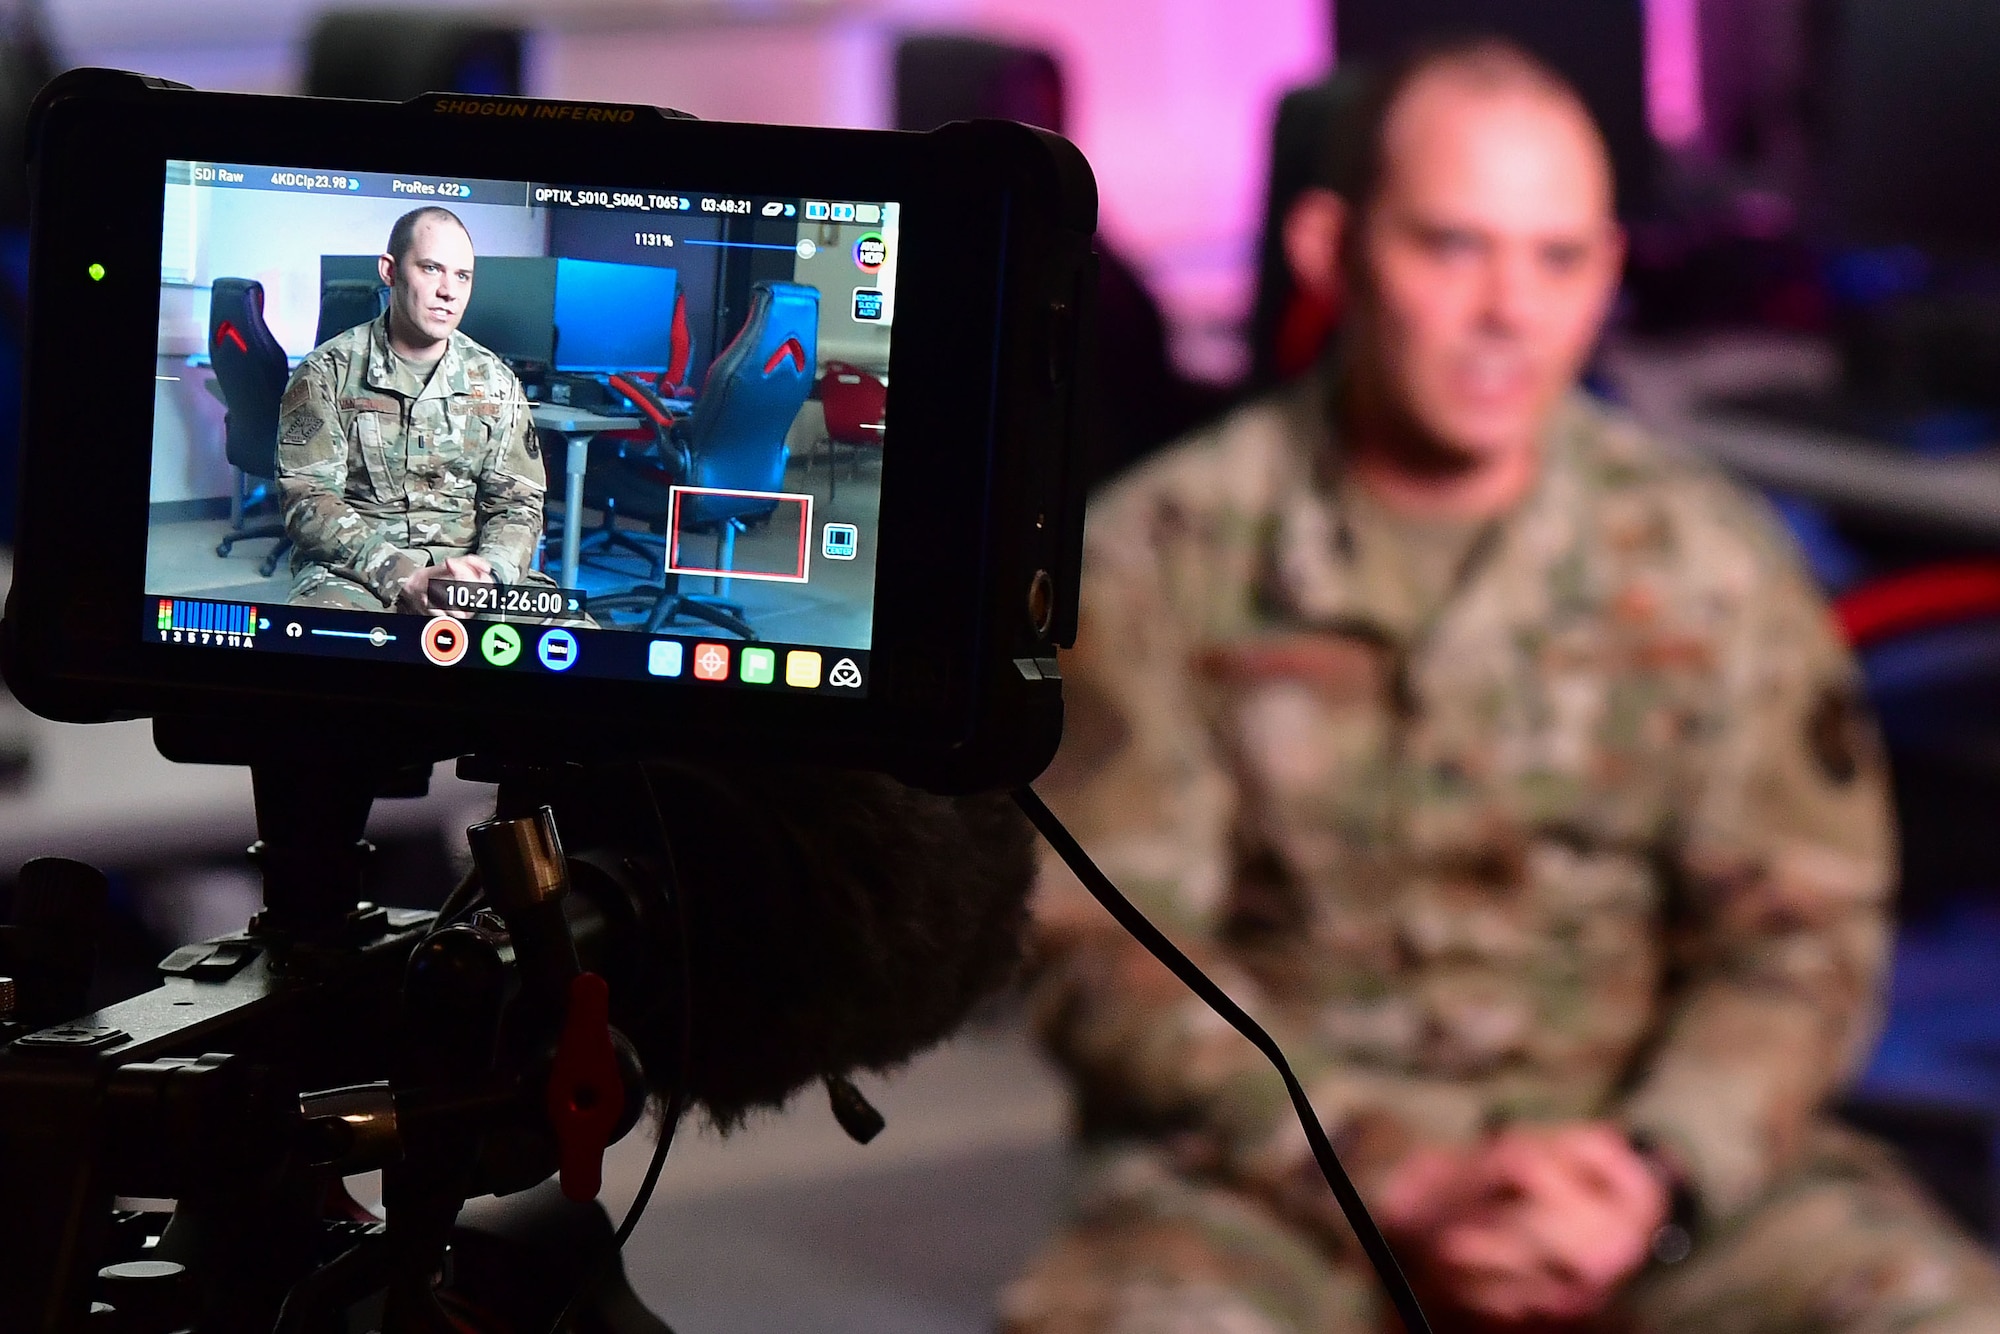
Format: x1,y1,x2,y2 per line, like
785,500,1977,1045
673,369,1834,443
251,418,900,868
405,401,489,491
342,400,404,500
1199,635,1397,817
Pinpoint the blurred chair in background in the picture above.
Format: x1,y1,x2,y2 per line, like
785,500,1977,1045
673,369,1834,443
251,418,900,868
1243,75,1369,393
589,281,819,639
894,34,1228,490
207,278,292,578
1805,0,2000,441
304,11,523,101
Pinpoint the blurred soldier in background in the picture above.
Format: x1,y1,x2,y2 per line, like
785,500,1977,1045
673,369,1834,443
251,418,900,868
1003,36,2000,1334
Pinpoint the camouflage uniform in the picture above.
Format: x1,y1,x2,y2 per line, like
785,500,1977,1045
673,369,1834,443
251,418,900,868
276,313,546,610
1002,376,2000,1333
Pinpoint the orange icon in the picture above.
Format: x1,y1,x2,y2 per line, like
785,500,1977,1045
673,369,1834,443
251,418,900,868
692,642,730,681
421,615,470,666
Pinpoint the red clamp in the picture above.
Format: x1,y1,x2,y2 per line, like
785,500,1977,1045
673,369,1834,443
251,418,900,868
546,971,624,1202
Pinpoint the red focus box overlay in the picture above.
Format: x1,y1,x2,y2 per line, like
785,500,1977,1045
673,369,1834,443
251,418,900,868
665,486,815,583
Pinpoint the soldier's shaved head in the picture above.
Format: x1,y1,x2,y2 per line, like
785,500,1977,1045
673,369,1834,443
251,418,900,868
379,207,476,361
1323,31,1623,516
386,206,469,265
1342,37,1608,225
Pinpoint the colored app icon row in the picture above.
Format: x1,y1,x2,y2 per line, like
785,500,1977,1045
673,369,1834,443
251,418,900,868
647,640,861,689
420,616,862,689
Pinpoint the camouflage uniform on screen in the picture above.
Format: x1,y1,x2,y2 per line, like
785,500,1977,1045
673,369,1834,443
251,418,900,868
276,312,547,611
1001,375,2000,1334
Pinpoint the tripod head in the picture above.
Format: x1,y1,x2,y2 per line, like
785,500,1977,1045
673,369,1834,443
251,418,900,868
0,741,683,1333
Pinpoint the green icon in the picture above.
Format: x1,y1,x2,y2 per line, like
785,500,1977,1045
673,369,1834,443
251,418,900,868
481,622,522,667
740,646,775,684
86,262,105,282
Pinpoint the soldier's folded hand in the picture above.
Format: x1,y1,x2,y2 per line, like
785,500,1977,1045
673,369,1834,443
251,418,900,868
396,555,494,616
394,566,435,615
1377,1122,1667,1326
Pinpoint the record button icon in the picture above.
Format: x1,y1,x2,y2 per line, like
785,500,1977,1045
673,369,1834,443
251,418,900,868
421,615,470,666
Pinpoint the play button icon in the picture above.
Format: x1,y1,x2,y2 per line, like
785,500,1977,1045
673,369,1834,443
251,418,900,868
421,615,470,666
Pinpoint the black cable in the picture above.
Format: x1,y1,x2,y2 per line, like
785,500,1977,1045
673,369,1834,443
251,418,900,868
1012,786,1434,1334
542,766,694,1333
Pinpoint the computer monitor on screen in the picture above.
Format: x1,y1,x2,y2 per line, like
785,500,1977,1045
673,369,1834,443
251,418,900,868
552,258,677,374
455,257,557,366
320,254,557,366
319,254,677,373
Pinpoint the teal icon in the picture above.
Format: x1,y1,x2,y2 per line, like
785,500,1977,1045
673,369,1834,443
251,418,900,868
481,622,523,667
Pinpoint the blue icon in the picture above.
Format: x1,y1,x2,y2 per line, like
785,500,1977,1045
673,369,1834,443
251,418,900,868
648,640,684,677
831,202,856,222
348,179,361,190
852,289,884,322
804,201,830,220
823,523,859,560
538,628,579,672
783,203,797,217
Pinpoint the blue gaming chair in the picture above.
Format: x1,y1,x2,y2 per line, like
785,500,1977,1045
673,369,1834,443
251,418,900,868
590,281,820,638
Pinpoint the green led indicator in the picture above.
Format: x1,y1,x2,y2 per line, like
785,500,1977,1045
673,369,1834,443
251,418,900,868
86,262,105,282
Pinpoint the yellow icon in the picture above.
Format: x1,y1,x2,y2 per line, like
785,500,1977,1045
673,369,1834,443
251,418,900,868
785,650,823,688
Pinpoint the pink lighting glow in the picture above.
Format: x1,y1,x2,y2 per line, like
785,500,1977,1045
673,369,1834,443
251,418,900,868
1644,0,1704,147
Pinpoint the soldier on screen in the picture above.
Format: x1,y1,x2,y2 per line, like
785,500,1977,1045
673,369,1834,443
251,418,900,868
1002,36,2000,1334
276,205,550,614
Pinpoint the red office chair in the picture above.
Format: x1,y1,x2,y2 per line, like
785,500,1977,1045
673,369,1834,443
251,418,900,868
1835,561,2000,650
812,361,886,500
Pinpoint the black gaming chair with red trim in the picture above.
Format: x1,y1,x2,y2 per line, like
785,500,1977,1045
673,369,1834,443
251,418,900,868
208,276,292,577
588,280,819,638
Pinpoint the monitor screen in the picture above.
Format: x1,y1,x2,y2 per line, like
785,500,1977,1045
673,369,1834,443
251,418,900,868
148,160,898,697
553,257,680,373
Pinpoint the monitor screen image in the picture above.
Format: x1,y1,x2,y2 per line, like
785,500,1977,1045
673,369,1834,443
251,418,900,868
553,257,679,373
147,160,899,698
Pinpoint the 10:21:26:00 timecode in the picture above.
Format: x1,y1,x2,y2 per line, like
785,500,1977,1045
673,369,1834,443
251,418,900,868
429,579,582,618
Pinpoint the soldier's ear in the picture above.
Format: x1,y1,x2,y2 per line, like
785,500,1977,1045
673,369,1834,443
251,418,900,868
377,253,396,289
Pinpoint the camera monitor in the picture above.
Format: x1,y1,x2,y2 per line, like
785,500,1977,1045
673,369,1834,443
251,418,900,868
6,74,1096,789
150,159,894,687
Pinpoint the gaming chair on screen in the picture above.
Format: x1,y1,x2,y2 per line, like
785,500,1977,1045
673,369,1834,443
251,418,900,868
314,277,387,349
209,277,293,578
590,281,819,638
